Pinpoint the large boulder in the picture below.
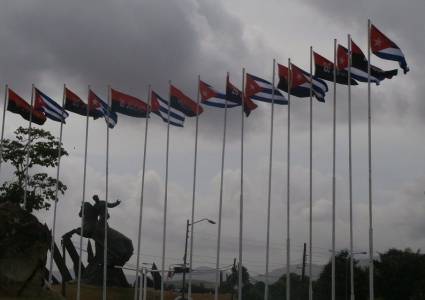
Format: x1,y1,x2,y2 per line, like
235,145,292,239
0,201,51,297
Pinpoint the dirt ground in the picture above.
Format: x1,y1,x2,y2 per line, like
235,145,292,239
50,283,231,300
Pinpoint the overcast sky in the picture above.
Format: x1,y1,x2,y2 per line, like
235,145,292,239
0,0,424,279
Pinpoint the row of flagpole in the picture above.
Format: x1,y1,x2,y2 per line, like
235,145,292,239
0,19,387,300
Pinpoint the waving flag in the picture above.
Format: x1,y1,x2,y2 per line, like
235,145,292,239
313,51,358,85
65,88,103,118
199,80,239,108
338,42,397,85
278,63,309,97
245,73,288,105
151,91,185,127
111,88,148,118
7,88,46,125
34,88,69,123
277,63,328,102
226,77,257,116
88,90,118,128
371,24,409,74
170,85,203,116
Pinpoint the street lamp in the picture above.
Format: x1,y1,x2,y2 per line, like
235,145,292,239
181,218,215,300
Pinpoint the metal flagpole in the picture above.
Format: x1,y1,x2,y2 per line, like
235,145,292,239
160,81,172,300
48,84,66,284
308,46,314,300
102,85,111,300
188,76,201,299
347,35,355,300
331,39,337,300
214,73,229,300
0,84,8,176
143,267,148,300
238,68,246,300
264,61,276,300
134,85,152,300
367,19,374,300
23,84,35,209
286,58,291,300
76,85,91,300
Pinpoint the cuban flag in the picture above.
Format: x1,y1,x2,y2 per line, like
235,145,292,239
277,63,328,102
245,73,287,105
338,43,398,85
371,24,409,74
150,90,185,127
295,65,329,102
34,88,69,123
199,80,239,108
88,90,118,128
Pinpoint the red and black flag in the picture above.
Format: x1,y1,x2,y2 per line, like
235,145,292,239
7,88,46,125
111,88,149,118
313,51,358,85
65,87,102,118
226,76,257,117
170,85,203,117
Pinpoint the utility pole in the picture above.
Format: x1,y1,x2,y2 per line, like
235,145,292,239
301,243,307,281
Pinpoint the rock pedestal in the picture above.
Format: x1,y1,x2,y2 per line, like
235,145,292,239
0,202,51,297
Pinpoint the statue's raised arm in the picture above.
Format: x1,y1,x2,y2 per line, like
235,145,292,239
107,199,121,208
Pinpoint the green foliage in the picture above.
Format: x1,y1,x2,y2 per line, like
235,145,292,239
0,126,68,211
314,250,368,300
375,248,425,300
220,262,251,299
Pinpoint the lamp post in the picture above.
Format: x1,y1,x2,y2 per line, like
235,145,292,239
181,218,215,300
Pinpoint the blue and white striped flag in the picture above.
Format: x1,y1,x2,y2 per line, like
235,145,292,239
245,73,287,105
151,90,185,127
88,90,118,129
34,88,69,123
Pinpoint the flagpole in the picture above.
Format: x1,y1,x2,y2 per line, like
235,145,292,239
102,85,111,300
23,84,34,210
214,73,229,300
331,39,337,300
264,60,276,300
188,75,201,299
160,80,172,300
367,18,374,300
237,68,246,300
76,85,91,300
348,34,355,300
134,85,152,300
48,84,66,285
143,267,147,300
308,46,314,300
286,58,291,300
0,84,8,176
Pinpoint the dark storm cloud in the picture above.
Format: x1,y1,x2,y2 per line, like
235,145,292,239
0,0,271,136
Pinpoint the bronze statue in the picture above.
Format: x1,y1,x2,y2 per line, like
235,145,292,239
63,194,133,287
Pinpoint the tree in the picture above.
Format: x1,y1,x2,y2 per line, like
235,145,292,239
375,248,425,300
0,126,68,212
269,273,308,300
220,260,251,299
314,250,368,300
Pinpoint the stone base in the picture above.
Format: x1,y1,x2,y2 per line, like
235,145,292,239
0,202,50,297
81,263,130,288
